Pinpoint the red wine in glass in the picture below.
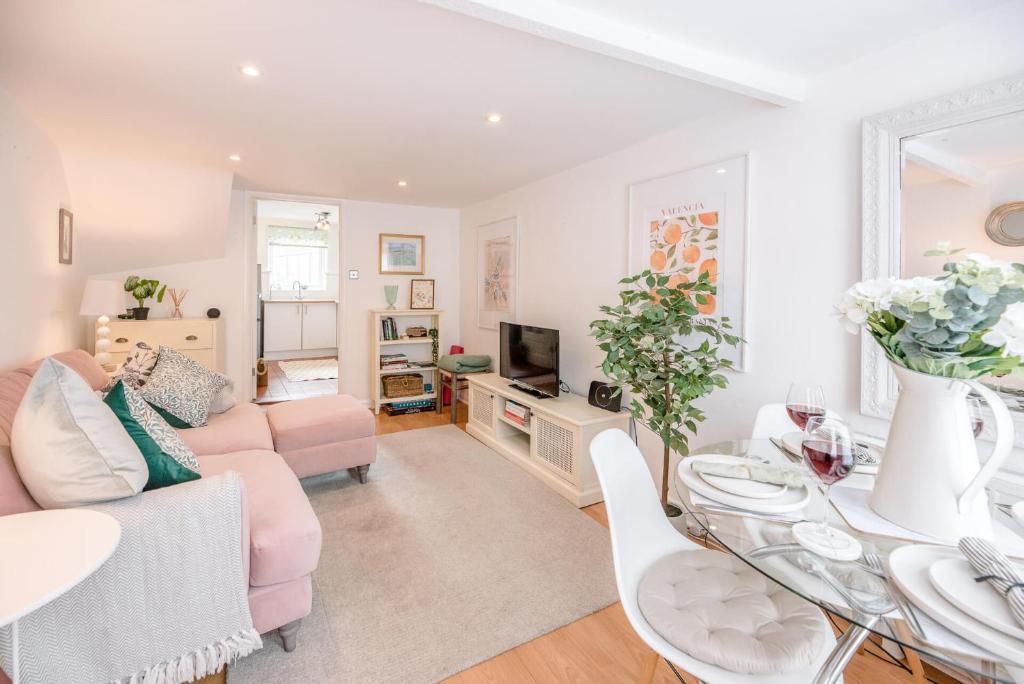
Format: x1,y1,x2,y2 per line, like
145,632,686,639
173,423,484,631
787,404,826,431
801,439,855,485
786,383,825,431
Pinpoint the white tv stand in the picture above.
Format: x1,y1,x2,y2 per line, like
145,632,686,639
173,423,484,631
466,373,629,507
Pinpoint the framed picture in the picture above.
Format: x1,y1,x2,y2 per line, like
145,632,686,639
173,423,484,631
628,155,750,370
58,208,73,265
477,217,518,330
410,279,435,309
379,233,424,274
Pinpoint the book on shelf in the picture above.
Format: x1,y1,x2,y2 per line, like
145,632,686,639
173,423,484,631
381,317,400,341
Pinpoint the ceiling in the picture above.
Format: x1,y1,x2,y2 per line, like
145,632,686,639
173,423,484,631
548,0,1008,79
0,0,753,208
0,0,1009,209
904,111,1024,186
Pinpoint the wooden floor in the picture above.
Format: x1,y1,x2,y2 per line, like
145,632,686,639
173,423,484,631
255,357,338,403
203,401,957,684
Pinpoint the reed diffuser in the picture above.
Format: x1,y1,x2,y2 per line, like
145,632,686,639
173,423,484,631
168,288,189,319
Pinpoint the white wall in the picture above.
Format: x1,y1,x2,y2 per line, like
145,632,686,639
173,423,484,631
338,199,461,401
458,3,1024,479
60,145,234,275
93,191,250,398
0,86,87,368
902,166,1024,278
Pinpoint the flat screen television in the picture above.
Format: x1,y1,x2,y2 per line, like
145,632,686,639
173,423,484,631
500,322,559,398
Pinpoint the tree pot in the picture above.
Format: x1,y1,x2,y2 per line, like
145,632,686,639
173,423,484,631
131,307,150,320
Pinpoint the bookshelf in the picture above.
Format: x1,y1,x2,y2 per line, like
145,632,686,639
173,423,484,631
370,309,443,414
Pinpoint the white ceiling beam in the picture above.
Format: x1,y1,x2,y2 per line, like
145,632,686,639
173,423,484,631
904,140,988,187
418,0,806,106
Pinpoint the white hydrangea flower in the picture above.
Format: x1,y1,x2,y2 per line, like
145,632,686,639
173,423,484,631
983,302,1024,358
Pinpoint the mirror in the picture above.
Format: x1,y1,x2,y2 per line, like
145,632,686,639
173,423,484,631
987,202,1024,246
862,74,1024,443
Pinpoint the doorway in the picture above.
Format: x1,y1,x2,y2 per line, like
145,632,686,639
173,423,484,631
253,198,341,403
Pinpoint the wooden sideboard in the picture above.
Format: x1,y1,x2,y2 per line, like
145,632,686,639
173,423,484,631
100,318,224,372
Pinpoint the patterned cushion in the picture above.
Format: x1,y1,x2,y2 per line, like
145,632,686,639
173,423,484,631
114,342,159,389
104,381,200,490
139,346,228,427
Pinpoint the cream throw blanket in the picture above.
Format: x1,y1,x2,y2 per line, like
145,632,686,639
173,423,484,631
0,472,261,683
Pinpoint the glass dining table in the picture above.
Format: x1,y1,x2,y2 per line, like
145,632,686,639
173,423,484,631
674,439,1024,684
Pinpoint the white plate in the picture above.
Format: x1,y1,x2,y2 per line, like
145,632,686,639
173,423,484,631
679,455,810,514
890,544,1024,665
697,470,788,499
929,557,1024,641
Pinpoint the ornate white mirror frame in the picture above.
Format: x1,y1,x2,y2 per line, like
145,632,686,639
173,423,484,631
861,74,1024,443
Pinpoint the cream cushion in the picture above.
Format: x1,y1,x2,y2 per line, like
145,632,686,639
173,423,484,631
11,358,148,508
638,549,828,675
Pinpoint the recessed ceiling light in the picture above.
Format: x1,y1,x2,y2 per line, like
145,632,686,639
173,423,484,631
228,154,241,162
715,168,727,174
240,65,261,77
486,113,503,124
397,180,408,187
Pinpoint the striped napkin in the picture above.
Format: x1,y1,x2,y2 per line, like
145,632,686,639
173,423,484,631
959,536,1024,629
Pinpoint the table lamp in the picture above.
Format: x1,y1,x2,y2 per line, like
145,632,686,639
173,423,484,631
79,279,125,370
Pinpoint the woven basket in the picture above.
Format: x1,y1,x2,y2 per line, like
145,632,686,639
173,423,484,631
382,373,425,398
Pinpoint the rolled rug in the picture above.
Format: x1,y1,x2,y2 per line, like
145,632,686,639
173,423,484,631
958,536,1024,629
692,459,805,489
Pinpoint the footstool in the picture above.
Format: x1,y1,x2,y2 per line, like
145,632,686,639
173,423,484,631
266,395,376,481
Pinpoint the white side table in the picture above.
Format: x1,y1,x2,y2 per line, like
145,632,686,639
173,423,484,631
0,509,121,683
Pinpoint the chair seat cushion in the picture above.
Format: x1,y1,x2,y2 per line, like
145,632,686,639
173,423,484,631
266,394,374,454
177,402,274,456
200,449,321,586
638,549,828,675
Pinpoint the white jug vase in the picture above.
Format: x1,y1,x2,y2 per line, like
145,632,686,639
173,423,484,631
869,363,1014,541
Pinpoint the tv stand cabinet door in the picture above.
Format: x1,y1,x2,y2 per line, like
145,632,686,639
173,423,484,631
530,412,578,486
468,384,496,434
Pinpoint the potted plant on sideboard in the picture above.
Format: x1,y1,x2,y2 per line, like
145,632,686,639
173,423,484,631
590,269,740,516
124,276,166,320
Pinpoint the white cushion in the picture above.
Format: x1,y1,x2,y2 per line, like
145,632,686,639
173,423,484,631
11,358,148,509
209,373,237,415
638,549,828,675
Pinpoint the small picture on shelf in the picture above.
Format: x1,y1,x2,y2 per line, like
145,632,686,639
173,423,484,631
410,279,435,309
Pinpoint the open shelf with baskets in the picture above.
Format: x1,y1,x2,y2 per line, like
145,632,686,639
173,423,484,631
370,309,442,415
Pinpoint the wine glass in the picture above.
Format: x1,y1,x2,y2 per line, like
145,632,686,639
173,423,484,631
786,383,826,431
967,394,984,438
798,415,857,554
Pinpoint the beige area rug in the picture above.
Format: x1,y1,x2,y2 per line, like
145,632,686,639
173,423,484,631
229,425,617,683
278,358,339,381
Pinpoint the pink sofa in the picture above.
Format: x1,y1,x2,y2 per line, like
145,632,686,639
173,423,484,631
0,350,377,662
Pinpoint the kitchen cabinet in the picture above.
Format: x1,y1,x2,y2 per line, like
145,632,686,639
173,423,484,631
264,302,303,352
301,302,337,349
263,300,337,353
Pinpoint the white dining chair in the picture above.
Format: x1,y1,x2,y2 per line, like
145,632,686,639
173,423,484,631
590,428,839,684
751,403,840,441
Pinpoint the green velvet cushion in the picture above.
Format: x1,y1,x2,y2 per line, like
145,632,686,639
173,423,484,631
105,381,201,490
148,402,193,429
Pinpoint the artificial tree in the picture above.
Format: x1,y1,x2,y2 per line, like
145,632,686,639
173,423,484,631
590,269,740,516
123,275,167,320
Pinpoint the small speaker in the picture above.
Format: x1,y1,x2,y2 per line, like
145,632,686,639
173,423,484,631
206,308,221,319
588,381,621,412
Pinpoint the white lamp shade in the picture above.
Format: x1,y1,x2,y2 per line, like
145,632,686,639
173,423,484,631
79,280,125,316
